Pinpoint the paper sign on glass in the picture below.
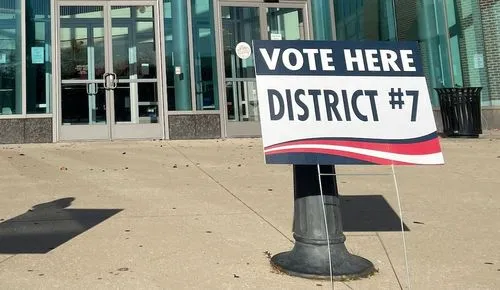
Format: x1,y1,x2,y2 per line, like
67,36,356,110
270,33,283,40
252,40,444,166
31,47,45,64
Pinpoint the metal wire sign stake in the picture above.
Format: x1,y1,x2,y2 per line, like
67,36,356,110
251,39,445,286
317,164,334,289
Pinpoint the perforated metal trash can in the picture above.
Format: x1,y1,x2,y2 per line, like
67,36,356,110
435,87,483,138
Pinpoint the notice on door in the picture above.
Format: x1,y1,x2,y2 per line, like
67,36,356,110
252,40,444,165
270,33,282,40
236,42,252,59
31,47,45,64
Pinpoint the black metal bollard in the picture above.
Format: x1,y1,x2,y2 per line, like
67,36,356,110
271,165,375,280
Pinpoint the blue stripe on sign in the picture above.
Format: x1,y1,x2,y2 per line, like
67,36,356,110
265,152,376,165
252,40,424,77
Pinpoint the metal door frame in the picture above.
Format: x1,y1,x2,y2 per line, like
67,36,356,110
53,0,165,141
214,0,312,138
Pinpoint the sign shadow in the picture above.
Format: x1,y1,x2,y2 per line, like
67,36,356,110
340,195,410,232
0,198,122,254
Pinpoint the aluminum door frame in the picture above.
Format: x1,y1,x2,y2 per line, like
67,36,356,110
53,0,166,141
214,0,312,138
108,0,165,140
55,1,110,141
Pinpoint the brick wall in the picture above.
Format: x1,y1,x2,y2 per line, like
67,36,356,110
479,0,500,103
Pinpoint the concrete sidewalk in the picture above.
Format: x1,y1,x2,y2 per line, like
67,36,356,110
0,133,498,289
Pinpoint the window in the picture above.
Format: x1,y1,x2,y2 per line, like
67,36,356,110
0,0,22,115
164,0,192,111
334,0,396,41
311,0,333,40
396,0,453,106
26,0,52,114
191,0,219,110
449,0,491,106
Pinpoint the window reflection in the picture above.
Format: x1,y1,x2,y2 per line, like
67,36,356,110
59,7,105,81
395,0,452,106
221,7,260,122
26,0,52,114
192,0,219,110
0,0,22,115
59,6,106,125
334,0,397,41
267,8,304,40
61,83,106,124
113,82,158,124
111,6,158,124
222,7,259,80
164,1,192,111
446,0,491,105
111,6,157,80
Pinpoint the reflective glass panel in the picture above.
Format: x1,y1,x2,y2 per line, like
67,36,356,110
0,0,22,115
61,83,106,124
112,6,158,124
311,0,333,40
192,0,219,110
59,7,105,80
448,0,491,105
111,6,157,79
396,0,453,106
222,7,259,80
26,0,52,114
334,0,396,41
267,8,304,40
164,1,192,111
59,6,106,125
221,7,260,121
113,82,158,124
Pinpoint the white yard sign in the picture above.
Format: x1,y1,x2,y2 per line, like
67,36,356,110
252,40,444,165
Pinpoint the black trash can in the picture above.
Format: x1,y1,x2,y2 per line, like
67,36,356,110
435,87,483,138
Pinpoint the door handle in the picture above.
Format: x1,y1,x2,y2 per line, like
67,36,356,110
103,72,111,90
110,72,118,89
86,83,98,95
103,72,118,90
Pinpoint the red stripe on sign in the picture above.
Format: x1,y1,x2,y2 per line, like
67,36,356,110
266,148,414,165
265,138,441,156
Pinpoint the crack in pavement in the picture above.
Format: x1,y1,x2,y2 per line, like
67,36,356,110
169,143,293,243
377,232,403,290
2,212,251,224
115,212,250,219
0,255,15,266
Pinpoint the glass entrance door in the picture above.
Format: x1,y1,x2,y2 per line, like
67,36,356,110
218,2,310,137
57,1,164,141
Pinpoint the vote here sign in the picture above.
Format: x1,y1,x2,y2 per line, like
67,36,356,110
252,40,444,165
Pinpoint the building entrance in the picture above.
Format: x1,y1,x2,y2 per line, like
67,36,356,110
217,1,311,137
55,1,164,141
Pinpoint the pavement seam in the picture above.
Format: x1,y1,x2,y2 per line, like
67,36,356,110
114,212,250,218
376,232,403,290
341,281,354,289
0,255,15,266
2,212,251,223
168,143,294,244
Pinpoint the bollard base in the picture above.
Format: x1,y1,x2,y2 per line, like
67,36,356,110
270,240,375,280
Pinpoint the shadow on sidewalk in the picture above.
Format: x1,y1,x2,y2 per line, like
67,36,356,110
340,195,410,232
0,198,122,254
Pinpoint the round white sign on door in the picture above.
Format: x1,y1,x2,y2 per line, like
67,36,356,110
235,42,252,60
